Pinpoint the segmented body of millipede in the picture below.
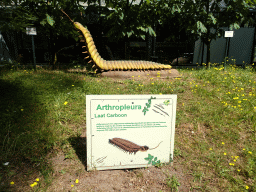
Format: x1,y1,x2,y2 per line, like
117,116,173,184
109,138,162,155
61,10,172,72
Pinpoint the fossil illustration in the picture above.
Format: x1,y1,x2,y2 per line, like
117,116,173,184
109,137,162,155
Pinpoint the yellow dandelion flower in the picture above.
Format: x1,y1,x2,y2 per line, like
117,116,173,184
10,181,14,185
224,153,227,155
151,83,154,85
222,142,225,145
75,179,79,184
159,93,162,95
64,101,68,105
248,151,252,154
36,178,39,181
21,109,24,111
71,184,74,187
237,169,240,172
72,85,74,86
245,186,249,189
209,148,212,150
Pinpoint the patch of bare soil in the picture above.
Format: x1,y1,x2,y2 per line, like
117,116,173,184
47,133,193,192
100,69,180,80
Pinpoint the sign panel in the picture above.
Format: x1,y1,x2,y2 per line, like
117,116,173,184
86,95,177,171
26,27,37,35
225,31,234,37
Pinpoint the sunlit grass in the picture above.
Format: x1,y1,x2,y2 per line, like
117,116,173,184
0,64,255,191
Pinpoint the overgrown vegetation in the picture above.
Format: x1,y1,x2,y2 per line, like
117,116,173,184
0,62,255,191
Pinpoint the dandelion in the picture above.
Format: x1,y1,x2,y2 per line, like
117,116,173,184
237,169,240,172
243,148,245,150
75,179,79,183
64,102,68,105
229,163,235,166
224,153,227,155
36,178,39,181
30,182,37,187
72,85,74,86
209,148,212,150
248,151,252,154
151,83,154,85
117,88,119,90
222,142,225,145
21,109,24,111
71,184,74,187
10,181,14,185
245,186,249,189
159,93,162,95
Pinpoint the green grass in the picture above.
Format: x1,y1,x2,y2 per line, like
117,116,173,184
0,63,255,191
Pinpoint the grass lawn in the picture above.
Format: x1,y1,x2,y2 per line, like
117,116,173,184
0,63,255,191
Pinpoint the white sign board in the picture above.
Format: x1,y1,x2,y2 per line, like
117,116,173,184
225,31,234,37
26,27,37,35
86,95,177,171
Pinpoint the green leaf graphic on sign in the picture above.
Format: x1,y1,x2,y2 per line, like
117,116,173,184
142,96,156,115
144,154,161,166
46,14,55,26
163,100,170,106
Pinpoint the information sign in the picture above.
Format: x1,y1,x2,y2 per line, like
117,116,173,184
26,27,37,35
225,31,234,37
86,95,177,171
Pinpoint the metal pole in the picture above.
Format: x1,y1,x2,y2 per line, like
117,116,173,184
31,35,36,70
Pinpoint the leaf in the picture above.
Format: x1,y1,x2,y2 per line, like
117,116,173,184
197,21,207,33
152,161,156,165
140,35,145,40
148,26,156,37
127,32,133,38
209,14,217,24
154,157,157,161
146,0,150,4
46,14,55,26
40,19,47,26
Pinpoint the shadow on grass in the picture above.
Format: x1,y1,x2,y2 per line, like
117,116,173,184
69,137,87,167
0,69,86,191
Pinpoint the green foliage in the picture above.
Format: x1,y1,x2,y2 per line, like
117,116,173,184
166,175,180,191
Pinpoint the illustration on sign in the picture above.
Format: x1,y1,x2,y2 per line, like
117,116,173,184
109,137,163,155
86,95,177,171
